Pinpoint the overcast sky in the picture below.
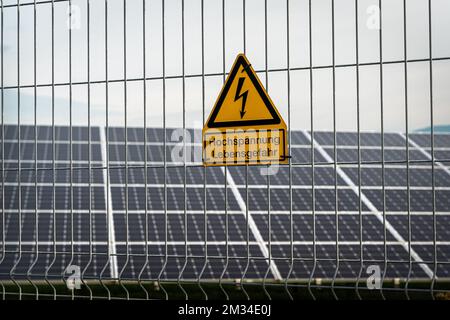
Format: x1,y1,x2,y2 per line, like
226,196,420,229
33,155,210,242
1,0,450,132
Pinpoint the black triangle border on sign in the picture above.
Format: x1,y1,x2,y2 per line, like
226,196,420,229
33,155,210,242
207,54,281,128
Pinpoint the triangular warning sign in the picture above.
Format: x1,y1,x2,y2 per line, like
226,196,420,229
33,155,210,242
206,54,282,128
203,54,289,167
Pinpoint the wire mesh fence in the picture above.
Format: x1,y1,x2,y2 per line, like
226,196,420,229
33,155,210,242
1,0,450,300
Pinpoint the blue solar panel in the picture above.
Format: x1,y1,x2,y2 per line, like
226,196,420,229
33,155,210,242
1,125,450,281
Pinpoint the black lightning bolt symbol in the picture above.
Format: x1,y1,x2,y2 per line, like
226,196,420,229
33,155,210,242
234,77,248,119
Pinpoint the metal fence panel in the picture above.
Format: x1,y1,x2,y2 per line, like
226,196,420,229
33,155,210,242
1,0,450,300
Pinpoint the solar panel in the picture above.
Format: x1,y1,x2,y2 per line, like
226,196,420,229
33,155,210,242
1,125,450,284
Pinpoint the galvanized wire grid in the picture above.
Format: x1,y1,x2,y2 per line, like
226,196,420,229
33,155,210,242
0,0,450,300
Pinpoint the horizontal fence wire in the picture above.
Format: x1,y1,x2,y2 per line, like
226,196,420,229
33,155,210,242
1,0,450,301
2,57,450,90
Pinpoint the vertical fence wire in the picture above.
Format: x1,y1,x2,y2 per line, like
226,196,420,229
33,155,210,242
403,0,412,301
68,0,75,301
28,0,39,300
306,0,317,300
379,0,388,302
99,0,112,300
45,0,57,300
0,0,4,302
198,0,209,301
284,0,294,301
10,0,22,299
263,0,271,301
84,0,94,300
330,0,340,301
119,0,130,300
428,0,437,300
178,0,188,300
221,0,232,301
138,0,150,300
157,0,169,300
240,0,250,302
354,0,363,300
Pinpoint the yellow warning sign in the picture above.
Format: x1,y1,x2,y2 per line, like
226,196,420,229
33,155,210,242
203,53,288,166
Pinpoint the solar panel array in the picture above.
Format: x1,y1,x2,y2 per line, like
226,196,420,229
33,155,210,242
1,125,450,284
